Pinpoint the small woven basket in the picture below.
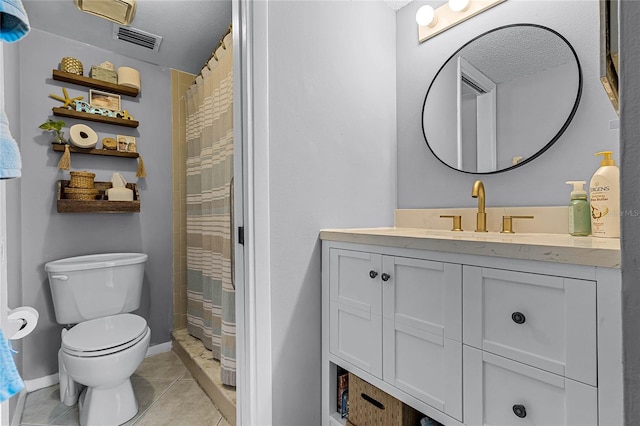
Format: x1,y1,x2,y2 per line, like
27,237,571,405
64,187,99,200
69,171,95,189
61,57,84,76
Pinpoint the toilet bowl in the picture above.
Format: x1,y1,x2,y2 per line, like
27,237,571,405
61,314,150,425
45,253,149,426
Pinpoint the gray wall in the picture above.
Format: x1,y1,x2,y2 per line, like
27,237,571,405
5,29,173,379
620,1,640,423
264,1,397,424
397,1,618,207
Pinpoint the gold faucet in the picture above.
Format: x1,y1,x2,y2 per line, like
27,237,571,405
471,180,487,232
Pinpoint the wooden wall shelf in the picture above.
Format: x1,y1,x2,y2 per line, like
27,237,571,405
52,107,139,128
52,70,139,97
57,180,140,213
51,143,139,158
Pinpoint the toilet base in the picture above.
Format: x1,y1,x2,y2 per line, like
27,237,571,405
78,379,138,426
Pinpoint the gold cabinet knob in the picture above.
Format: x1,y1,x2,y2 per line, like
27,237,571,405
440,215,463,231
501,216,534,234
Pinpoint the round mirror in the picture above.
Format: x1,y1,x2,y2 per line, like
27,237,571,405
422,24,582,174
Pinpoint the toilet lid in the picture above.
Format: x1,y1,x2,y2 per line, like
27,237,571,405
62,314,148,355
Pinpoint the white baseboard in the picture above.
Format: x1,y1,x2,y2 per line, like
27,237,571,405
24,373,59,393
10,389,27,426
146,341,172,357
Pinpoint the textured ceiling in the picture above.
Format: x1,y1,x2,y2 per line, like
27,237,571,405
22,0,232,75
459,26,576,84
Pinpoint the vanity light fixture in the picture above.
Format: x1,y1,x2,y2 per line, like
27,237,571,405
448,0,470,12
416,5,437,27
417,0,506,43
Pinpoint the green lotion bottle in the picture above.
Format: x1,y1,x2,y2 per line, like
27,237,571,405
566,181,591,236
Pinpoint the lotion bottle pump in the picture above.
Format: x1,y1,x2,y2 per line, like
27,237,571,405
590,151,620,238
566,181,591,236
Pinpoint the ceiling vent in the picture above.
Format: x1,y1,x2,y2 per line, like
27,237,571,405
75,0,136,25
112,24,163,52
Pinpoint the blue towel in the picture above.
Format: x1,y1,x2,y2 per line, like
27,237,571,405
0,0,30,42
0,111,21,179
0,329,24,402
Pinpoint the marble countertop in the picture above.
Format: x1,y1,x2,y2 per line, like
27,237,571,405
319,227,621,268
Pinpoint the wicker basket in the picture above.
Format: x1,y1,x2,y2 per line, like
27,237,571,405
64,187,99,200
69,171,95,189
347,373,423,426
61,57,83,76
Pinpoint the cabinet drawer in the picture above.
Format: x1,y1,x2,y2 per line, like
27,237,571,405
463,267,596,385
463,346,597,426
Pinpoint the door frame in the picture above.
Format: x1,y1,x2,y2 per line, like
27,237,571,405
234,1,273,424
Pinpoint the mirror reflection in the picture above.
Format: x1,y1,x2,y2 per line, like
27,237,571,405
422,24,582,174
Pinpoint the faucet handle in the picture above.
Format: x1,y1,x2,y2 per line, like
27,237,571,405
501,215,534,234
440,215,463,231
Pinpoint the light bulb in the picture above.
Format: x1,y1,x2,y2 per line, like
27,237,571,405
416,5,437,27
449,0,470,12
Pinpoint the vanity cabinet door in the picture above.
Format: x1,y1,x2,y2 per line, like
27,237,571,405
329,249,383,378
463,266,596,385
382,256,463,420
464,346,597,426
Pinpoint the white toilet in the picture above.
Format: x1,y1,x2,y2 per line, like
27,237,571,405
45,253,150,426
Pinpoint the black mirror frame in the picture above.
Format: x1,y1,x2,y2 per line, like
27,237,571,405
421,23,583,175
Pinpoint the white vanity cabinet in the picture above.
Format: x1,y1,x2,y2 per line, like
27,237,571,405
321,235,622,426
329,248,463,420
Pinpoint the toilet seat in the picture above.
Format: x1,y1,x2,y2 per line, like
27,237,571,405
62,313,148,358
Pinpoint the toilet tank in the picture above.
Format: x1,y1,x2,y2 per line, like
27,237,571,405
45,253,148,324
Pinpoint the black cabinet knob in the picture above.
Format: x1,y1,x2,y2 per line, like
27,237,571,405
369,270,378,279
381,273,391,282
512,404,527,418
512,312,526,324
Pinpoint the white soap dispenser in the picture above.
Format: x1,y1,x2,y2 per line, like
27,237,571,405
589,151,620,238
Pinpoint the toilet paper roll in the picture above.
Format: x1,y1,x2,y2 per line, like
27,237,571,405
69,124,98,149
7,307,39,340
117,67,141,90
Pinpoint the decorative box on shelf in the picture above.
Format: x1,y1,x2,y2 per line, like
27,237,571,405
57,180,140,213
90,65,117,84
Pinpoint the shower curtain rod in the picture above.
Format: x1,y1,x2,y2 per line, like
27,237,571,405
193,24,232,84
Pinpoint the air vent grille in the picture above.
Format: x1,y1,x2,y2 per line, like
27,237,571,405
113,24,162,52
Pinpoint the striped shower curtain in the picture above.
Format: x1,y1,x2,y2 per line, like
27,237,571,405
185,31,235,386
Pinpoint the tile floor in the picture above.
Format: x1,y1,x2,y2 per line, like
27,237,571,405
19,351,229,426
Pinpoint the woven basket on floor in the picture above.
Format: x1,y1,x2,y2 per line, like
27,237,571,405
69,171,95,189
61,57,83,76
64,187,99,200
